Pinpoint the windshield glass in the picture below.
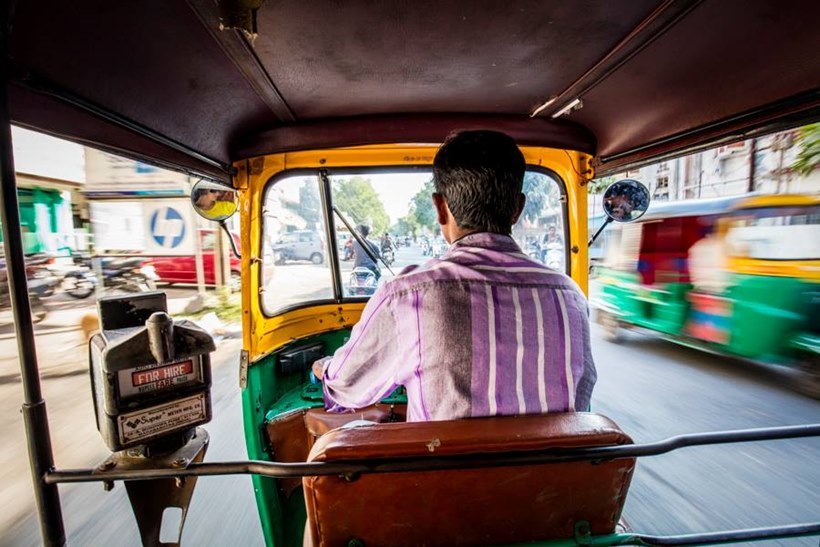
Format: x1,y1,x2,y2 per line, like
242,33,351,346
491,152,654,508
261,169,566,314
726,205,820,260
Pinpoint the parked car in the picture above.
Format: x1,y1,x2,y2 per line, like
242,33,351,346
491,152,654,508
148,229,241,290
273,230,325,264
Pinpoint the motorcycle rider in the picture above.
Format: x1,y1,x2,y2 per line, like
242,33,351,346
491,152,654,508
540,225,563,262
353,224,381,280
380,233,394,264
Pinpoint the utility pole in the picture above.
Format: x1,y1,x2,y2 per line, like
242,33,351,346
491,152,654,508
747,138,757,193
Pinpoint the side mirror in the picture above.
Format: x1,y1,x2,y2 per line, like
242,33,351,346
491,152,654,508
602,179,649,222
191,180,238,222
588,179,650,247
191,180,241,258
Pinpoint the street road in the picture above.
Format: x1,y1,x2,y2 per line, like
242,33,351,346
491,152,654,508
1,248,818,546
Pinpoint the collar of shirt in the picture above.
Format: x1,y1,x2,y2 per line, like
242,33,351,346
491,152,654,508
448,232,522,254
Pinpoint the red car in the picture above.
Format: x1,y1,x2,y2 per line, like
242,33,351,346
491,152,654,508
149,230,241,290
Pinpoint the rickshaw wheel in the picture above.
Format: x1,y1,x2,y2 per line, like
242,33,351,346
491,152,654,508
597,310,622,343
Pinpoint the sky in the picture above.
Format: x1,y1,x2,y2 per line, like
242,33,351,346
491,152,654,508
12,126,86,182
370,172,431,224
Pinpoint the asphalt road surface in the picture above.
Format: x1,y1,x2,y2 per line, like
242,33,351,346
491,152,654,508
2,254,818,545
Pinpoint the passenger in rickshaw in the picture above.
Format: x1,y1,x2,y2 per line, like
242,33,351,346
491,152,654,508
313,130,596,421
688,221,731,294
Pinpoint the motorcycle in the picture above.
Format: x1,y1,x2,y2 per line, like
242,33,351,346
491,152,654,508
61,255,158,295
525,241,541,262
348,267,379,296
543,242,563,270
0,253,60,322
382,247,395,266
99,257,159,292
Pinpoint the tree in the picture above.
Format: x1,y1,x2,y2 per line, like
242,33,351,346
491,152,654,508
521,173,562,225
407,179,437,232
587,175,617,194
296,181,321,228
392,215,420,237
333,176,390,234
791,123,820,177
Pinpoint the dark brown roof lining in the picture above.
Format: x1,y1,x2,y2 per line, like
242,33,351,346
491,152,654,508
595,90,820,176
9,83,231,183
234,113,596,159
9,0,279,166
575,0,820,164
248,0,660,119
6,0,820,180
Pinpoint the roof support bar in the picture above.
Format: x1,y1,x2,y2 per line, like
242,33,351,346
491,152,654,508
598,89,820,174
0,17,66,547
535,0,703,119
187,0,297,123
13,71,235,176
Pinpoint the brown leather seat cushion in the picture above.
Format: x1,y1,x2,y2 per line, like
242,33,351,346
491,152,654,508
304,403,406,437
265,404,408,497
303,412,635,547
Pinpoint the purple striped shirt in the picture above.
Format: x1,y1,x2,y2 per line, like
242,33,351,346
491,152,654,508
320,232,596,421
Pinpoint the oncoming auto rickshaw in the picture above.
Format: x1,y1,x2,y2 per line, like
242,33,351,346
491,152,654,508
2,2,820,547
594,194,820,395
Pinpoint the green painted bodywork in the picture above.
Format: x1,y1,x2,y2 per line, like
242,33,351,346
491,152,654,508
242,329,351,547
599,270,692,335
598,268,820,366
242,328,408,547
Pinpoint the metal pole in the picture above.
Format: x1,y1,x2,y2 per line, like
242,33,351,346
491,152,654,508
747,137,757,193
0,14,66,546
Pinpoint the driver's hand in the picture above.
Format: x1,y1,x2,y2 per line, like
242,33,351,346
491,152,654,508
312,359,326,381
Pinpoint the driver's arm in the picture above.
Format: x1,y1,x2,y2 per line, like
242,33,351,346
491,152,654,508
315,287,401,412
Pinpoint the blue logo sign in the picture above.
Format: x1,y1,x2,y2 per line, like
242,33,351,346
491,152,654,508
150,207,186,248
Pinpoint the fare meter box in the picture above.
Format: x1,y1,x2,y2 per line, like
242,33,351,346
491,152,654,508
89,292,216,452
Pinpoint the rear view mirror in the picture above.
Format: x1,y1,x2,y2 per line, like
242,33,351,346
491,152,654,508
191,180,238,222
602,179,649,222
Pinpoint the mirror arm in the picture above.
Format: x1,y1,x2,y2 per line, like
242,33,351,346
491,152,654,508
588,217,613,247
219,221,241,259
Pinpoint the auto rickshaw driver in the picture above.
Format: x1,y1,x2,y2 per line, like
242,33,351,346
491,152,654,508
312,130,597,421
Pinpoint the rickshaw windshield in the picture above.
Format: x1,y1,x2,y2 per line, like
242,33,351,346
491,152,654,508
260,168,566,315
727,205,820,260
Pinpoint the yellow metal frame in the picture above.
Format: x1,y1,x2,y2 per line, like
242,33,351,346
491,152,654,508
236,145,591,362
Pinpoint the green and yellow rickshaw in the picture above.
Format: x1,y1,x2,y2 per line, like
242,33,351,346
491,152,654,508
2,1,820,546
594,194,820,394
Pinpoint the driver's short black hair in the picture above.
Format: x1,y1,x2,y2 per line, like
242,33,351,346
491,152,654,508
433,130,525,234
356,224,370,237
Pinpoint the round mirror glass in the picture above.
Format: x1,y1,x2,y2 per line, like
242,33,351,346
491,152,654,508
191,180,238,222
602,179,650,222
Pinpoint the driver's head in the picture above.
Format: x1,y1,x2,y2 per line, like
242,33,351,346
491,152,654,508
194,188,217,210
433,130,525,234
356,224,370,237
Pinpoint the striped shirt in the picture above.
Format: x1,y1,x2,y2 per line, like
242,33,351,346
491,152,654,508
320,232,596,421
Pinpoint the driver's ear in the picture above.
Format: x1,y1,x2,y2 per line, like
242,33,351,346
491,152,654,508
432,193,449,226
510,193,526,225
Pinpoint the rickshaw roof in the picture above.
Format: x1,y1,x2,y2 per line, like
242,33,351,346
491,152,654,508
640,196,748,221
7,1,820,183
639,193,820,222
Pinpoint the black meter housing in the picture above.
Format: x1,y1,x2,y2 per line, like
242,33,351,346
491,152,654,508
89,292,215,452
